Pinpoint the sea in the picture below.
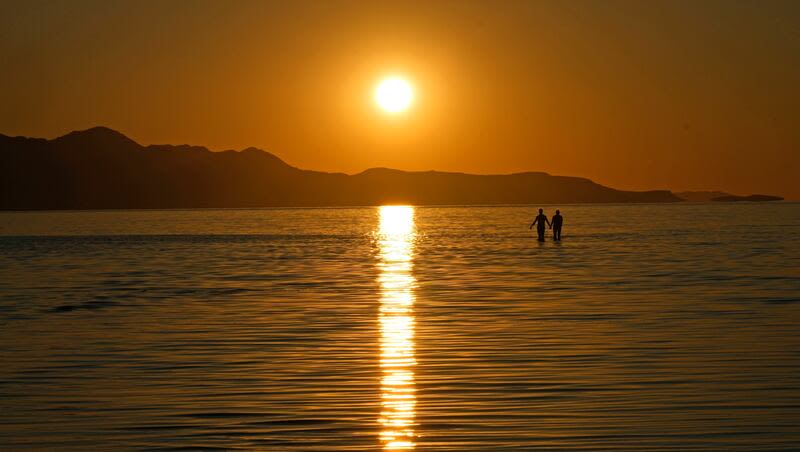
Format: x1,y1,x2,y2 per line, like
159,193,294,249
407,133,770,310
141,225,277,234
1,203,799,451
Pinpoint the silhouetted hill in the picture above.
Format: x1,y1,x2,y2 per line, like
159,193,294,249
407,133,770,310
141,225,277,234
0,127,682,210
711,194,783,202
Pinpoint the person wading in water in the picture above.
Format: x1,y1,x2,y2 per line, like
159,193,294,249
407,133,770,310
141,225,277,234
551,209,563,241
529,208,551,242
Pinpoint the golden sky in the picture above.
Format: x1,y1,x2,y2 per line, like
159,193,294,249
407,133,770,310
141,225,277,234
1,0,798,198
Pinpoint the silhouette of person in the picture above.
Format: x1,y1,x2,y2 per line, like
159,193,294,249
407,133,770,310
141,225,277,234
529,208,551,242
552,209,563,241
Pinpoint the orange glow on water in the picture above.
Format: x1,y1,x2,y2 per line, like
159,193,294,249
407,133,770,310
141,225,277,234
377,206,417,450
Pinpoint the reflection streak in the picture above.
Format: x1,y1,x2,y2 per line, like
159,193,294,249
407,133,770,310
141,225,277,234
377,206,417,450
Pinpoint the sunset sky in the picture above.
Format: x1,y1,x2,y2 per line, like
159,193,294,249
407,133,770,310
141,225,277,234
2,0,798,198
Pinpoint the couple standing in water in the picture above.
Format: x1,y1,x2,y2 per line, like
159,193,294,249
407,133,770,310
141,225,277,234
529,208,563,242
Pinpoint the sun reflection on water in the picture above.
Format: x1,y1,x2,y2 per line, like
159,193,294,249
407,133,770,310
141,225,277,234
377,206,417,450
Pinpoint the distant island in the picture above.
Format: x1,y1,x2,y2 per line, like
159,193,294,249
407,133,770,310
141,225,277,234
674,191,784,203
0,127,778,210
710,194,784,202
673,191,732,202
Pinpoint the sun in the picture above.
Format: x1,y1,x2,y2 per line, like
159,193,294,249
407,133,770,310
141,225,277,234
375,77,414,114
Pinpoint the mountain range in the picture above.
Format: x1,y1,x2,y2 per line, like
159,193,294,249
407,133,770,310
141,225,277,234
0,127,767,210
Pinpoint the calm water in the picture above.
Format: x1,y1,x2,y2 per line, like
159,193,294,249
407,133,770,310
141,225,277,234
1,204,799,451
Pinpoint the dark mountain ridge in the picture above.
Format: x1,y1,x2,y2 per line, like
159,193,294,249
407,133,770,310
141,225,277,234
1,127,682,210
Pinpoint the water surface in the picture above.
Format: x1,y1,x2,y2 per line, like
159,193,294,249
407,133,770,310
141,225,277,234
1,203,799,450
